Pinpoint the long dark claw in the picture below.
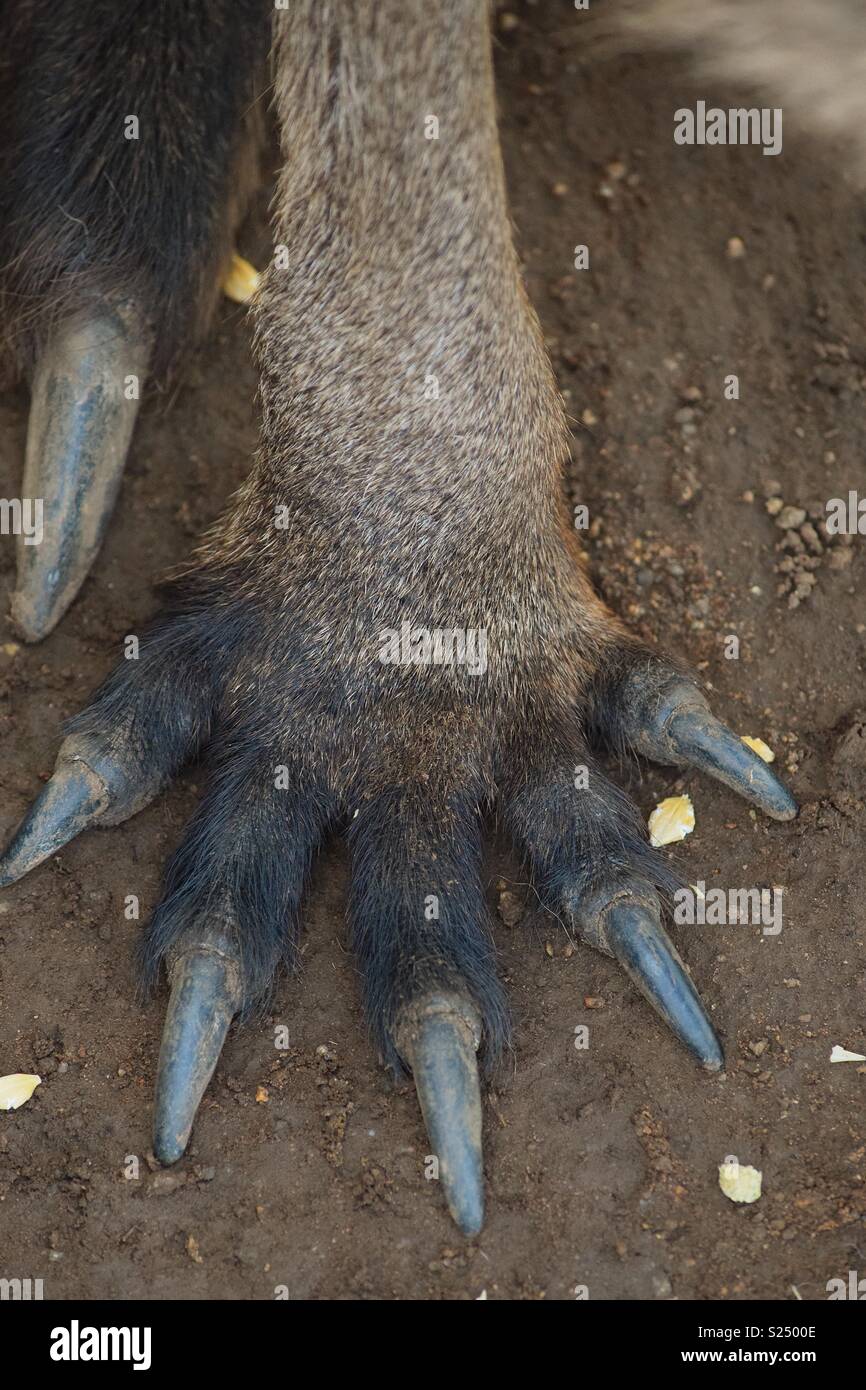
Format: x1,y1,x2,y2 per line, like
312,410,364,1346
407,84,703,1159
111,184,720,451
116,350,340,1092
0,734,161,888
0,750,109,888
11,298,151,642
153,925,243,1166
601,897,724,1072
396,993,485,1236
665,705,797,820
622,676,798,822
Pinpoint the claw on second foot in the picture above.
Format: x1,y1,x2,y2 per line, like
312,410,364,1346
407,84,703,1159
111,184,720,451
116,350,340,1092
10,297,151,642
396,992,485,1236
153,924,243,1166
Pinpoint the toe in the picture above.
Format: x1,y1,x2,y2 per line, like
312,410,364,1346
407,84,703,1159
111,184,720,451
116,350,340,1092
146,756,335,1163
0,608,220,887
349,782,508,1234
597,654,798,822
504,748,723,1069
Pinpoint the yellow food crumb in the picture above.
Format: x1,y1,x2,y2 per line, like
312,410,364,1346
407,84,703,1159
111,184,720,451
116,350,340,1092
719,1160,762,1204
221,252,261,304
741,736,775,763
648,794,695,848
0,1073,41,1110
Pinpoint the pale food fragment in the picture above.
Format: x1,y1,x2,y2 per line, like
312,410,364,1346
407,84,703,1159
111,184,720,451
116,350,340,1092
719,1159,762,1204
0,1074,41,1111
648,794,695,847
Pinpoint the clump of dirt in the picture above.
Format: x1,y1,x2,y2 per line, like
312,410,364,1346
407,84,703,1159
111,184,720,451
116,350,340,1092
759,479,856,608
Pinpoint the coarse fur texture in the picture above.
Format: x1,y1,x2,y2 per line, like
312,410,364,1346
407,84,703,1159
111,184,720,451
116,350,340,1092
64,0,684,1072
5,0,828,1077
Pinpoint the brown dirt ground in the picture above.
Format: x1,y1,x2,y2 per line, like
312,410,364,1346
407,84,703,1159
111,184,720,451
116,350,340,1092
1,4,865,1301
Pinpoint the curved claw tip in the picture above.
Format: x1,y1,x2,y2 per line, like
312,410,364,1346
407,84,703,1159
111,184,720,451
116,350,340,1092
398,994,485,1237
668,709,799,823
0,754,109,888
153,942,241,1165
9,592,59,647
604,901,724,1071
455,1198,484,1240
152,1131,187,1168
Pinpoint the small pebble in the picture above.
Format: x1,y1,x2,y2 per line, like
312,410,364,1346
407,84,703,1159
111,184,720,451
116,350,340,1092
776,505,807,530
